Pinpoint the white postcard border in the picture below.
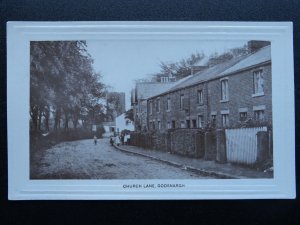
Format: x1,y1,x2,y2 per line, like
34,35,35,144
7,22,295,200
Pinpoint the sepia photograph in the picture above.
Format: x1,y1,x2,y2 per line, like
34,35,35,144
7,22,295,199
29,39,273,180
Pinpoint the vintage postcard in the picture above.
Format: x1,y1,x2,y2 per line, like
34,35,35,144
7,22,295,199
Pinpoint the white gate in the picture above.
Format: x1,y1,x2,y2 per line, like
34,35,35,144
225,127,267,165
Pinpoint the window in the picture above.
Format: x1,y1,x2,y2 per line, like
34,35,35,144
198,115,204,128
180,94,184,109
254,110,264,121
156,98,160,113
167,98,171,111
152,122,155,130
211,114,216,125
161,77,169,83
192,119,197,128
221,79,229,101
149,101,153,115
253,70,264,95
240,112,247,121
197,90,203,104
167,122,171,129
172,120,176,129
186,120,190,128
221,114,229,127
158,121,161,130
180,121,185,128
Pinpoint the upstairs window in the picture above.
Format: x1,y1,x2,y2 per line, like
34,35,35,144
221,79,229,101
253,70,264,95
197,90,203,104
166,98,171,111
149,101,153,115
180,94,184,109
156,98,160,113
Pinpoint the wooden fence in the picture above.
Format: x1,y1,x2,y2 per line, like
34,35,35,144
225,126,267,165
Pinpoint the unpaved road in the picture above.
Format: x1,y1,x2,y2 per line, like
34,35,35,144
31,138,212,179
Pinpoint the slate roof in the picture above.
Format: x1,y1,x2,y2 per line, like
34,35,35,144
150,45,271,98
219,45,271,76
136,82,176,100
135,75,192,100
169,55,245,92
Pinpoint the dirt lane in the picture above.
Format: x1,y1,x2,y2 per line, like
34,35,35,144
31,138,212,179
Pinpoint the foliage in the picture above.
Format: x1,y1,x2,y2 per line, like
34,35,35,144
207,44,249,66
106,92,124,120
30,41,106,133
152,52,205,81
151,45,249,82
124,108,134,122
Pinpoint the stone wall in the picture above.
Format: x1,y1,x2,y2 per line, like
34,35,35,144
131,129,204,157
170,129,204,157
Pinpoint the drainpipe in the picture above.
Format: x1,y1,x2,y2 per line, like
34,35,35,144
205,82,210,124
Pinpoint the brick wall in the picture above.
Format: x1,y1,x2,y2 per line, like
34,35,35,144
147,63,272,132
148,82,208,132
208,63,272,128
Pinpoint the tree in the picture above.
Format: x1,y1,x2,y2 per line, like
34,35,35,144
208,44,249,66
125,108,134,122
152,52,205,81
151,45,249,82
30,41,106,133
106,92,124,120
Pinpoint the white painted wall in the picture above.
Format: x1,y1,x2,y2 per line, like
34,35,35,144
116,113,134,132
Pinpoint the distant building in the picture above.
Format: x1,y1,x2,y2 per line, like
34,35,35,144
115,113,134,133
147,41,272,132
101,121,116,137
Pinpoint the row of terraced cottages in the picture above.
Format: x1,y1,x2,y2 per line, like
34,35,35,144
146,42,272,132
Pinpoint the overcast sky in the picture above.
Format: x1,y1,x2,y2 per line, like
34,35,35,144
86,40,247,110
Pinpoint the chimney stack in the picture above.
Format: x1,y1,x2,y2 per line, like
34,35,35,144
248,40,271,53
191,57,209,75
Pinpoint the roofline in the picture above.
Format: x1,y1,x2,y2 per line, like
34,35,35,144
147,60,271,101
220,59,271,77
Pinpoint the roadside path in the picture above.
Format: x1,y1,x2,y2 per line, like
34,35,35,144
114,144,273,179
